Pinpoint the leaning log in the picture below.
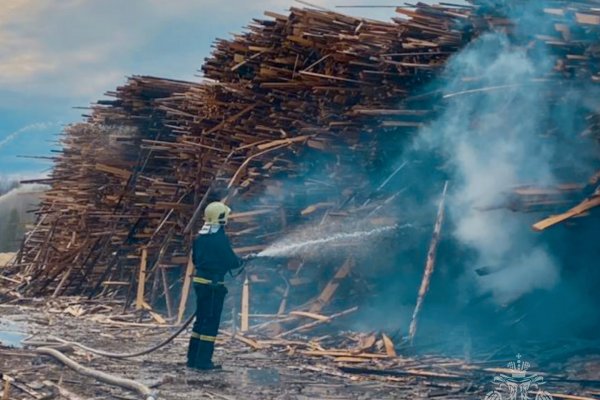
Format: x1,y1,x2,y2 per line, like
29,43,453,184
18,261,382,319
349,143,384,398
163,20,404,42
408,181,449,344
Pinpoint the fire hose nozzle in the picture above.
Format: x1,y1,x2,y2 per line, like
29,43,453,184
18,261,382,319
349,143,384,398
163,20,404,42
242,253,258,262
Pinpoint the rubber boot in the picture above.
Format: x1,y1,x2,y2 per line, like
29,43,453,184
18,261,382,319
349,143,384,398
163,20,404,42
186,337,200,369
193,340,221,370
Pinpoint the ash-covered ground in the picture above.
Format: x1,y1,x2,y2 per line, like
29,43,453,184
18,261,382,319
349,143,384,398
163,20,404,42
1,298,598,400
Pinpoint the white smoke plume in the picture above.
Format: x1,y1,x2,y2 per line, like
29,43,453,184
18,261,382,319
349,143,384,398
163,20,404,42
0,184,44,252
0,184,47,208
418,32,562,304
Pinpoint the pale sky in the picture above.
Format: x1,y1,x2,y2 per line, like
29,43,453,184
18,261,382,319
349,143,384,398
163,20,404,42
0,0,437,179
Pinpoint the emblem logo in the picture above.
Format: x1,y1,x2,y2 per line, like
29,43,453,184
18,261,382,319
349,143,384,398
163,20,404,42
484,354,553,400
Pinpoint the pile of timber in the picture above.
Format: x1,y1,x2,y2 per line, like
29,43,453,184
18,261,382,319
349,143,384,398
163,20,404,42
15,78,198,305
4,1,599,319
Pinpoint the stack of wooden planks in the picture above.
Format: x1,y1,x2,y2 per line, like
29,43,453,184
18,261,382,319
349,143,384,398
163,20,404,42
17,77,198,306
5,1,599,319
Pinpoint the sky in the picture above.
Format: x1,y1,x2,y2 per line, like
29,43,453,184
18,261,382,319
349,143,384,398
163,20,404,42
0,0,410,180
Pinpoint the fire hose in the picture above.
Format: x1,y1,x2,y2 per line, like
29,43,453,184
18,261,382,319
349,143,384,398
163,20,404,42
41,314,195,359
32,253,260,359
20,312,194,400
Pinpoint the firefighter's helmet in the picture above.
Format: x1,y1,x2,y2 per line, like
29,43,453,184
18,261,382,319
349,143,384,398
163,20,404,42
204,201,231,225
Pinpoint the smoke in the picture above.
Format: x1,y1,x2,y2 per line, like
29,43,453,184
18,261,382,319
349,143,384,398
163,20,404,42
416,31,567,303
216,3,599,343
0,184,47,207
0,184,44,253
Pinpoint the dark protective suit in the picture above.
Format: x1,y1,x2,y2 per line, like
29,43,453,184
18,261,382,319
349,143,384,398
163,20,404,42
187,224,241,369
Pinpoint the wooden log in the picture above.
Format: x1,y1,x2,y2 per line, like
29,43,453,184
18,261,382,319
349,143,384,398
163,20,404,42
408,181,448,344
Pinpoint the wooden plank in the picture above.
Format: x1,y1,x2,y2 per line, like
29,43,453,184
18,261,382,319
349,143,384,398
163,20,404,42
309,257,354,313
241,275,250,332
357,334,377,352
161,266,173,318
276,306,358,338
94,163,132,179
135,247,148,310
299,349,387,359
334,357,374,363
149,310,167,325
220,330,265,350
575,12,600,25
256,134,313,151
533,196,600,231
277,285,289,315
176,254,195,324
2,376,11,400
382,334,397,357
299,70,364,84
289,310,329,321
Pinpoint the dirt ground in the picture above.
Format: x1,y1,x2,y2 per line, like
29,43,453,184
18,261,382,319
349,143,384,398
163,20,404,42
1,299,599,400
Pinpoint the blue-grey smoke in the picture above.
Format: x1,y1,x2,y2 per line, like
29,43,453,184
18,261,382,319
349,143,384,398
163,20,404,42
416,31,564,303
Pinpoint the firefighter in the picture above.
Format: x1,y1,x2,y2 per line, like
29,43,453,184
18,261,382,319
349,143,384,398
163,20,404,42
187,201,241,370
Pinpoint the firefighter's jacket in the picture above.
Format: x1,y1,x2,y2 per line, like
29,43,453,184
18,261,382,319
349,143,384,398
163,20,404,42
192,224,241,282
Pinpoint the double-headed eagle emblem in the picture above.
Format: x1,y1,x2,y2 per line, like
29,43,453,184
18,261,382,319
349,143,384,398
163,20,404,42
484,354,553,400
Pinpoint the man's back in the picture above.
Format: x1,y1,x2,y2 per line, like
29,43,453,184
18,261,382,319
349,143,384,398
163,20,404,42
192,226,239,280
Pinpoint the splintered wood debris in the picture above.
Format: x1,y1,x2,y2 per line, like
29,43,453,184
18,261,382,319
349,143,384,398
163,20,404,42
1,299,599,399
0,1,599,397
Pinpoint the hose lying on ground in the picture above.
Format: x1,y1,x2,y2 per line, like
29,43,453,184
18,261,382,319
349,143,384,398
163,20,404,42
54,258,257,359
35,346,158,400
24,314,196,399
36,314,195,359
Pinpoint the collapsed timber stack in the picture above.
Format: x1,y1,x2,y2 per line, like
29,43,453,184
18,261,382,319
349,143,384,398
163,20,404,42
510,2,600,229
11,3,478,304
5,1,599,318
157,3,483,260
17,77,198,303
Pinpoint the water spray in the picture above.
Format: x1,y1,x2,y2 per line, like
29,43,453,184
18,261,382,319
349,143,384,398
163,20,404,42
252,224,410,259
